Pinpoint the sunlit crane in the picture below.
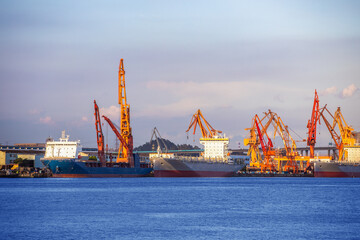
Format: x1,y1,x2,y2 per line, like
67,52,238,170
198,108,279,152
307,90,320,158
102,115,133,166
333,107,356,147
253,114,276,173
244,110,277,169
186,109,229,160
117,59,133,163
319,105,356,161
273,114,299,173
186,109,222,138
93,100,106,167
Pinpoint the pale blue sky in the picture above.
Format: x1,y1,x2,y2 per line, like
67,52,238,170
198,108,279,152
1,0,359,148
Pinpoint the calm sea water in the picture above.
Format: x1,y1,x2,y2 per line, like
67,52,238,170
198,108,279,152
0,177,359,240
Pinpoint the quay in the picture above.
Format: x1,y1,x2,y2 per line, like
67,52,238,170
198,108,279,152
0,144,336,178
235,172,314,177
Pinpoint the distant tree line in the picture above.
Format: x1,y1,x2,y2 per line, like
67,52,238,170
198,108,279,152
134,138,200,151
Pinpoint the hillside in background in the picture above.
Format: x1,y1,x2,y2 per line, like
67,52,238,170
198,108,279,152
134,138,200,151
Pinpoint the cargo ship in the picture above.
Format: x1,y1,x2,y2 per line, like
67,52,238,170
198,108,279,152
41,131,152,178
314,145,360,177
152,136,245,177
152,156,245,177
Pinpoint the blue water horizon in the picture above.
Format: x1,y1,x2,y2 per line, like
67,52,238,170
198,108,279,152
1,177,359,240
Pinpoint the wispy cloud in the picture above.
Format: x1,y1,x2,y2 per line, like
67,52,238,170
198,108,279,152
341,84,358,98
39,116,55,125
320,86,337,96
320,84,359,99
28,109,40,115
140,81,252,117
81,116,88,122
100,105,120,120
135,80,306,118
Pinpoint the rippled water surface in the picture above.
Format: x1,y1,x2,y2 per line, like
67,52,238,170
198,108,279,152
1,178,359,240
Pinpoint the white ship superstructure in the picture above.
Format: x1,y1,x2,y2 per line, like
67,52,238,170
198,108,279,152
314,145,360,177
344,145,360,163
44,131,82,159
200,134,229,160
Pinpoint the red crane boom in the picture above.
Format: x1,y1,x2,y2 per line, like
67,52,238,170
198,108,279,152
93,100,106,167
307,90,320,158
253,114,275,172
102,115,134,167
319,105,343,160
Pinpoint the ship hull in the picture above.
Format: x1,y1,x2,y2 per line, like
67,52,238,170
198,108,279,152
153,157,245,177
41,159,152,178
314,161,360,178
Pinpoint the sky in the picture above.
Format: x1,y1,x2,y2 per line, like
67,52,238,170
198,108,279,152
0,0,359,149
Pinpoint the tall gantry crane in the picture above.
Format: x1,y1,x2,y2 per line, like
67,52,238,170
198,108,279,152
93,100,106,167
95,59,134,166
102,115,133,166
273,114,299,173
186,109,222,138
307,90,320,158
186,109,229,160
319,105,342,160
319,105,356,161
244,110,277,169
150,127,168,154
245,110,306,172
333,107,356,147
253,114,276,173
117,58,133,163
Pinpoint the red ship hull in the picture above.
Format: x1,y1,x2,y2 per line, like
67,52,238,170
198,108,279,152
153,157,244,178
314,161,360,178
52,174,148,178
154,170,235,177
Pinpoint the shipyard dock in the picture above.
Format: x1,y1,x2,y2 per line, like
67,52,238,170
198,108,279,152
1,144,320,177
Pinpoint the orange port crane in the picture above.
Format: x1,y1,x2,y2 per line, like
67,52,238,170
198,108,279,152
319,105,356,161
273,114,299,173
97,59,134,165
244,110,277,169
253,114,276,173
117,58,133,163
94,100,106,167
307,90,320,158
186,109,222,138
319,105,342,159
245,110,305,172
333,107,356,147
102,115,134,166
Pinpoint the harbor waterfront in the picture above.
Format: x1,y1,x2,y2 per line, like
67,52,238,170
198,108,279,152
2,1,359,239
1,177,359,240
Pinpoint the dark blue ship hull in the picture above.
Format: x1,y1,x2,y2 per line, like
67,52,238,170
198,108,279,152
41,156,153,178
